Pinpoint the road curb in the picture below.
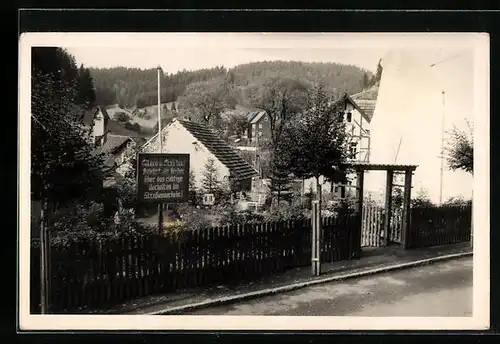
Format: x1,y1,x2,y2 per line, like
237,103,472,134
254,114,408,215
149,251,472,315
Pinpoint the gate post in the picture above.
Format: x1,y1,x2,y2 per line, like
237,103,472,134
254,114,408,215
401,170,413,249
383,170,394,246
352,170,364,258
311,200,321,276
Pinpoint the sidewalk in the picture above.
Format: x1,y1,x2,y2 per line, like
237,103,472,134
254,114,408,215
82,242,472,315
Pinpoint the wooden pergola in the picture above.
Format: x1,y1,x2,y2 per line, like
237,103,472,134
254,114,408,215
341,162,418,250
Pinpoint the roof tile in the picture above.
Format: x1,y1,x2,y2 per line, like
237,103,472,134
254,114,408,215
177,120,259,180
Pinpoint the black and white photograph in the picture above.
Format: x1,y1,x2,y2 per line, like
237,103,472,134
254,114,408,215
18,32,489,331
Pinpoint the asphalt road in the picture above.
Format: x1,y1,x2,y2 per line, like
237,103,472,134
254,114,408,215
182,257,473,316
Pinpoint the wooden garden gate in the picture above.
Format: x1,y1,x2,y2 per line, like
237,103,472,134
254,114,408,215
341,163,418,249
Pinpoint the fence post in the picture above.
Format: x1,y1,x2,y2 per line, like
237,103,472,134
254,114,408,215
311,200,321,276
401,170,413,249
352,170,364,258
39,197,50,314
383,170,394,246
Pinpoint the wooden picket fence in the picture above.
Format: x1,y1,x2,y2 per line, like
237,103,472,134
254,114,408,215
361,204,403,247
31,213,360,313
408,204,472,249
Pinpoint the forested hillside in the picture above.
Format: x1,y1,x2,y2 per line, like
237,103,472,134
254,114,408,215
90,61,377,109
90,66,227,108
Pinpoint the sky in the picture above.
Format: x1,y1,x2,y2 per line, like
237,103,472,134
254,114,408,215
44,32,478,76
56,32,436,74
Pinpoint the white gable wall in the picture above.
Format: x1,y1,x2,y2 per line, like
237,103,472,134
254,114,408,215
92,110,106,139
142,121,230,191
343,101,370,163
364,49,474,204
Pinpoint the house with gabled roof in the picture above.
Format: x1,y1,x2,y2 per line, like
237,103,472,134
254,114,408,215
247,110,270,144
140,118,259,193
81,105,147,184
298,92,375,200
335,92,373,164
350,84,379,122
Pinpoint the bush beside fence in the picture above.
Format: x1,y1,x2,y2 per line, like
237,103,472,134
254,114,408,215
31,213,359,313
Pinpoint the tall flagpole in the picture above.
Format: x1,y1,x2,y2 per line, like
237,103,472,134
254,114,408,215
157,66,163,233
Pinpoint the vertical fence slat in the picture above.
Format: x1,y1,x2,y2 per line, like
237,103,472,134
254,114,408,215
34,203,471,313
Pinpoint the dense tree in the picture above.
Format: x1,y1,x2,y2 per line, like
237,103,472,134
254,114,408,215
75,64,96,109
374,59,383,83
31,47,108,207
231,61,368,96
268,156,294,206
177,77,231,127
277,83,349,205
89,61,369,109
89,66,227,108
367,59,383,87
247,76,311,147
225,112,249,138
362,72,370,89
445,122,473,174
246,76,314,204
95,86,116,106
201,158,220,194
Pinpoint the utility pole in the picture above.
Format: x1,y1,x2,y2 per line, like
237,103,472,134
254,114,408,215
157,65,163,233
439,90,446,205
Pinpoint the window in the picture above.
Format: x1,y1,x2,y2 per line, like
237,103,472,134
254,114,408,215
340,186,346,199
346,112,352,122
350,147,357,159
258,123,263,129
264,116,268,122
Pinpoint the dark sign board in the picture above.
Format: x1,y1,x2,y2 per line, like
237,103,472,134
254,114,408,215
136,153,190,203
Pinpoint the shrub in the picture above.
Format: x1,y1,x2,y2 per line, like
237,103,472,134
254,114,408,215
217,203,266,226
411,189,436,208
442,196,472,207
265,198,307,222
124,122,141,132
114,112,130,123
47,199,149,246
174,203,216,231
